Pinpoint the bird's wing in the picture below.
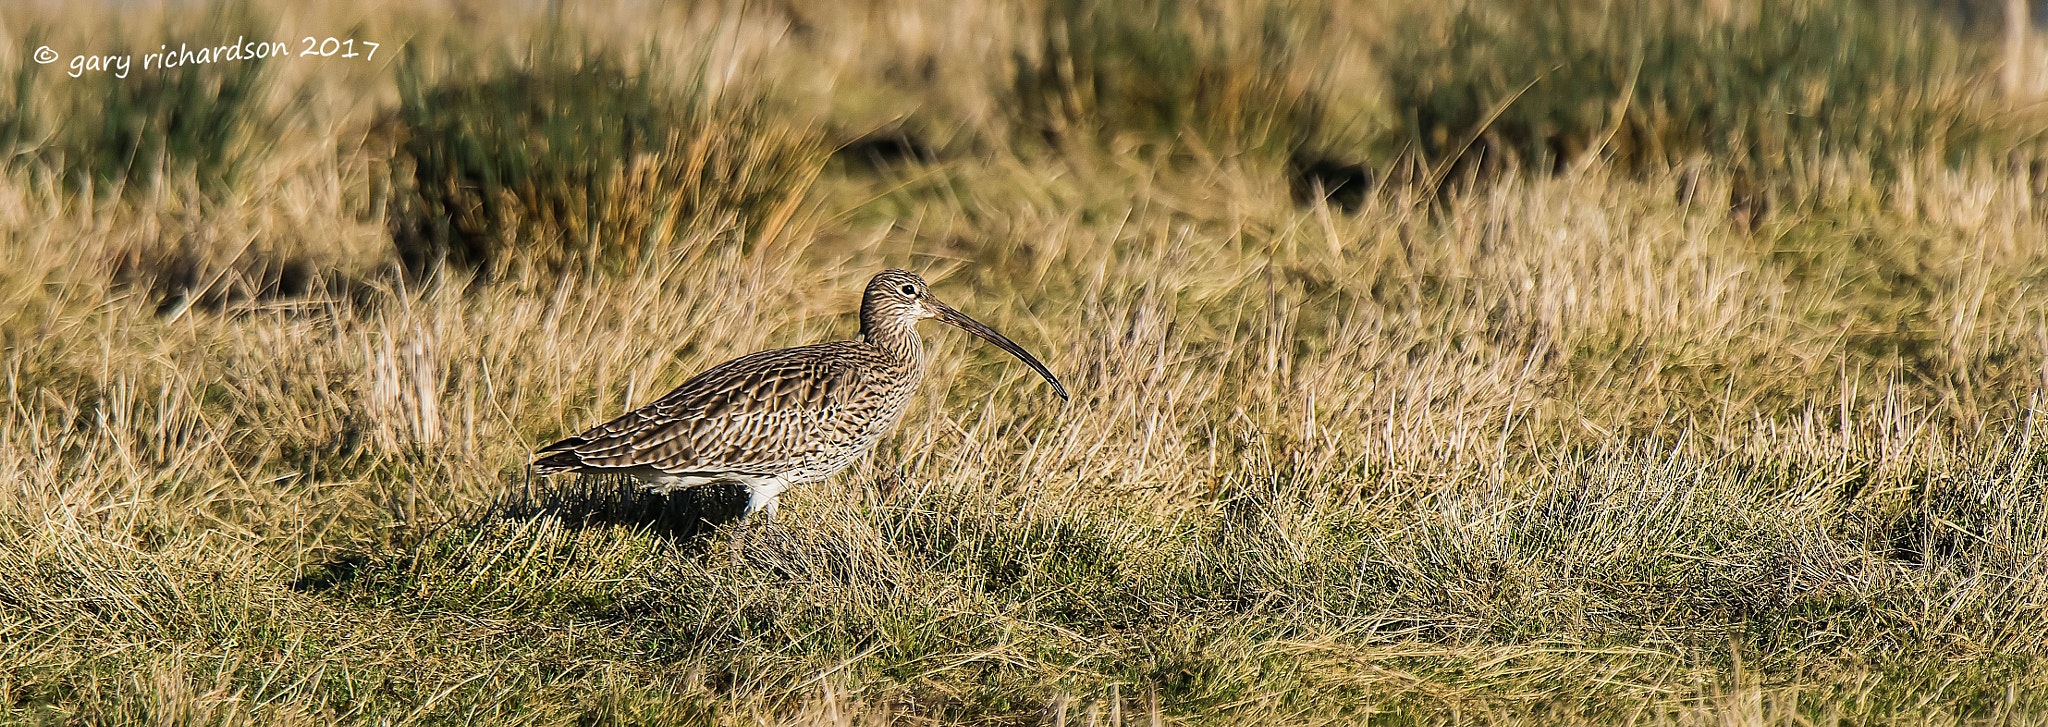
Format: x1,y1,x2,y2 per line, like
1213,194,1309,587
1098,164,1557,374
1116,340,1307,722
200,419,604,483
538,342,872,474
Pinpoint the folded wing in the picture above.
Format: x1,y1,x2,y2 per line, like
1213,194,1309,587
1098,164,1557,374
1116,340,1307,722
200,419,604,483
535,341,880,476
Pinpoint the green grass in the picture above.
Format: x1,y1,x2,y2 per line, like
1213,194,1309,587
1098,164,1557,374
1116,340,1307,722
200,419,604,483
1382,0,2011,198
395,39,824,279
1008,0,1325,158
3,0,2048,723
31,4,287,199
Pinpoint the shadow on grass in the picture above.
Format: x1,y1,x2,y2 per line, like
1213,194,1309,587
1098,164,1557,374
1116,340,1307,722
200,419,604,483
486,473,751,540
291,474,749,594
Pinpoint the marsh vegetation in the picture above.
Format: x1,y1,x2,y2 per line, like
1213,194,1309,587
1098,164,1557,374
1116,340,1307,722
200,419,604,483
3,0,2048,723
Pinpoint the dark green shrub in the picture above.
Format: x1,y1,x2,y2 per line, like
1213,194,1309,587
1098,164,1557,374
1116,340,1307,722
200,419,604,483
55,13,276,197
1010,0,1325,157
1384,0,2002,185
395,46,825,279
0,31,46,172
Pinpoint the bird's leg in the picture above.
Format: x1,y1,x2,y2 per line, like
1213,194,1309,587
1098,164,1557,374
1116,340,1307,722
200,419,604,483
757,495,790,548
741,478,791,528
739,479,793,547
743,483,773,521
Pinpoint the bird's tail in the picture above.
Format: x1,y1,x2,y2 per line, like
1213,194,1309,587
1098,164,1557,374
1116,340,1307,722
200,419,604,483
532,436,589,475
530,446,586,474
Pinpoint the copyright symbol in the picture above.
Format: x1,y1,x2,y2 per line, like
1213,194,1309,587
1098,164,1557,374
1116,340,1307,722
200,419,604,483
33,46,57,64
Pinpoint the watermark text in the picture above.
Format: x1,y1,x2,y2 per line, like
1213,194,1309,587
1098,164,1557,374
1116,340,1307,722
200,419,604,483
36,36,384,79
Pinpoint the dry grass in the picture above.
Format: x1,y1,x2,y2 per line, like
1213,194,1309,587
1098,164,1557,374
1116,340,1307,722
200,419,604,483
4,0,2048,724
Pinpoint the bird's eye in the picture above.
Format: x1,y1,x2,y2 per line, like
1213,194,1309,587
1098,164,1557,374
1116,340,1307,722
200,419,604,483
899,284,917,296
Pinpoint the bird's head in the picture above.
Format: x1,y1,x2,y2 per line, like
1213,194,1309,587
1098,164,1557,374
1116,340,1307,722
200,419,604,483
862,269,1069,401
865,269,939,321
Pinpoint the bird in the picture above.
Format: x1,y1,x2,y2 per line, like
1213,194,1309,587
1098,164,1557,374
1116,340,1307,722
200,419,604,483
532,269,1068,521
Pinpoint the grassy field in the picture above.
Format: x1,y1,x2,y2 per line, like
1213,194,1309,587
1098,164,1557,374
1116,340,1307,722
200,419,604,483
5,0,2048,723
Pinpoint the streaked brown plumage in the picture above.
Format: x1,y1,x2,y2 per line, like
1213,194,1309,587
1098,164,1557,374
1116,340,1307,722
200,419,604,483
532,269,1068,519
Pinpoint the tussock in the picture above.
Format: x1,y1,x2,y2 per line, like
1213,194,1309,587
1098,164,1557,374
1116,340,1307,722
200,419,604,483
3,0,2048,723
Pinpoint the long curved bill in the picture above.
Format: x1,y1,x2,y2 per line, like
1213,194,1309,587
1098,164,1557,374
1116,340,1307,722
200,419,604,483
932,302,1070,401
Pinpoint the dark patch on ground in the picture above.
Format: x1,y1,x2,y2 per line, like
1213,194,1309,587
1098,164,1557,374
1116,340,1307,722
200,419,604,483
290,553,369,593
108,243,385,320
835,129,939,171
488,473,751,541
1288,153,1374,212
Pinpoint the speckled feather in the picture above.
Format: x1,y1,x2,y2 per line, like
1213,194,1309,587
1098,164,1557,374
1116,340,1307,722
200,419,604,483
533,340,921,484
530,270,1067,514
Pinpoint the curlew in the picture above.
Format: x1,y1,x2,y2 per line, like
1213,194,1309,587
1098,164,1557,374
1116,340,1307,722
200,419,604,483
532,269,1068,520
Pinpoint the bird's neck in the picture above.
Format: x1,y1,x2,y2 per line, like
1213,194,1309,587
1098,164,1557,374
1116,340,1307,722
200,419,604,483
861,315,924,364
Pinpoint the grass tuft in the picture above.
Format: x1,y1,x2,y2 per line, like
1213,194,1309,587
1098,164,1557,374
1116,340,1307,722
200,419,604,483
395,40,825,279
1009,0,1326,158
5,0,2048,722
1384,0,2008,198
